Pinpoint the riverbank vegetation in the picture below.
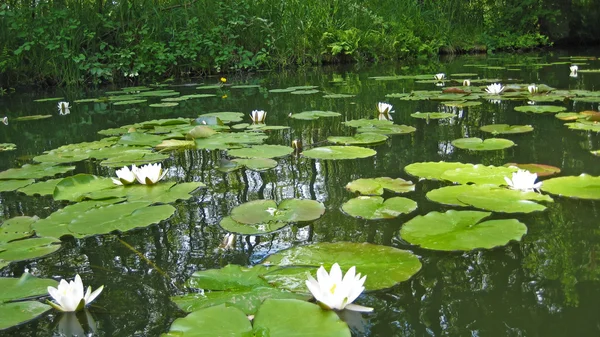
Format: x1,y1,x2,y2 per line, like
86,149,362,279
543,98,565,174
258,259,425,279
0,0,597,87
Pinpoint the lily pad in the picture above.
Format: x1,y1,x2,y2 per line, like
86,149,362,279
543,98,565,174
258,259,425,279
112,99,147,105
322,93,355,98
0,179,34,192
0,143,16,152
0,163,75,180
0,216,36,243
228,145,293,159
345,177,415,195
186,125,217,139
53,174,117,202
33,151,90,164
118,132,165,147
290,111,341,120
514,105,567,113
263,242,422,291
14,115,52,121
149,102,178,108
503,163,561,177
290,89,320,95
410,112,454,119
230,199,325,225
0,275,57,330
155,139,196,151
343,119,393,128
479,124,533,134
341,196,417,219
541,174,600,200
219,216,288,235
327,133,388,145
451,138,515,151
200,112,244,124
440,164,518,185
162,304,253,336
119,182,204,204
0,237,61,264
33,97,64,102
195,132,267,150
18,179,61,196
400,210,527,251
404,161,473,180
302,146,376,160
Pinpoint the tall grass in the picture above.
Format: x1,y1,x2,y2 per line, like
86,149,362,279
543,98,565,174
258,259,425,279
0,0,566,87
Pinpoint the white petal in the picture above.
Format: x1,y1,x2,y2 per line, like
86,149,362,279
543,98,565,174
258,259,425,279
344,303,374,312
504,176,513,187
112,178,123,185
329,263,343,283
47,286,60,303
85,285,104,305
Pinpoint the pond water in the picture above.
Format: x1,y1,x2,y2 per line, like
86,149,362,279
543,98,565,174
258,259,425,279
1,50,600,337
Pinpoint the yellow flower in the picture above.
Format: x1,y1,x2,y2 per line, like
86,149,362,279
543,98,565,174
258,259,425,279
220,77,227,83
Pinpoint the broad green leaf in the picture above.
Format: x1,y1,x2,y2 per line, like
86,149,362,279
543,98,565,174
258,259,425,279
195,132,267,150
231,158,278,171
451,137,515,151
341,196,417,219
480,124,533,134
541,174,600,200
400,210,527,251
53,174,118,202
155,139,196,150
302,146,376,160
98,150,169,167
514,105,567,113
0,275,57,303
120,182,204,204
0,179,34,192
0,216,36,244
0,237,61,263
343,119,393,128
0,302,52,330
0,143,16,152
410,112,454,119
345,177,415,195
18,179,62,196
253,299,350,337
14,115,52,121
161,304,253,337
186,264,272,290
440,165,518,185
219,216,288,235
263,242,421,290
290,111,340,120
118,132,165,147
186,125,217,139
230,199,325,225
457,188,551,213
0,163,75,180
200,112,244,124
503,163,561,177
404,161,472,180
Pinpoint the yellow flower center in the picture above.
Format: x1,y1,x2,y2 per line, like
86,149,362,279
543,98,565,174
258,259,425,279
329,283,337,294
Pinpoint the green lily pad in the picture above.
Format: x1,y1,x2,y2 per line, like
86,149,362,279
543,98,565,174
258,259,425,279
565,121,600,132
341,196,417,219
231,84,261,89
410,112,454,119
0,179,34,192
112,99,147,105
287,86,319,91
230,199,325,225
200,112,244,124
345,177,415,195
440,164,518,185
451,138,515,151
327,133,388,145
32,199,124,238
0,237,61,264
120,182,204,204
33,97,64,102
66,202,176,238
118,132,165,147
0,275,57,330
426,184,486,207
186,125,217,139
356,124,416,135
155,139,196,150
503,163,561,177
541,174,600,200
195,132,268,150
404,161,473,180
400,210,527,251
0,216,36,243
268,88,297,93
0,143,16,152
14,115,53,121
228,145,293,159
98,150,169,168
263,242,422,291
162,304,253,337
253,299,350,337
290,111,341,120
33,151,90,164
149,102,178,108
137,90,179,97
219,216,288,235
195,85,222,90
322,93,355,98
53,174,117,202
290,89,320,95
514,105,567,113
0,163,75,180
302,146,376,160
479,124,534,134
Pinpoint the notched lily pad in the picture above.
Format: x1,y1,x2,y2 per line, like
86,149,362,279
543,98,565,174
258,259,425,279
341,196,417,219
0,163,75,180
290,111,341,120
346,177,415,195
541,174,600,200
0,143,16,152
451,137,515,151
514,105,567,113
230,199,325,225
504,163,560,177
302,146,376,160
480,124,533,134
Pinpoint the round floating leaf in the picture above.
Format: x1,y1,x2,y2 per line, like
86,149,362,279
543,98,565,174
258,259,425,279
291,89,320,95
186,264,271,290
322,93,355,98
98,150,169,168
231,84,261,89
149,102,178,108
0,163,75,180
346,177,415,195
219,216,288,235
155,139,196,151
404,161,472,180
200,112,244,124
451,138,515,151
479,124,533,134
121,182,204,204
541,174,600,200
34,97,64,102
0,300,51,330
162,304,252,337
33,151,90,164
53,174,118,202
290,111,341,120
263,242,422,290
195,132,267,150
195,84,222,90
253,299,350,337
0,179,34,192
231,158,278,171
503,163,561,177
118,132,165,147
341,196,417,219
514,105,567,113
230,199,325,225
0,275,58,303
410,112,454,119
441,164,518,185
302,146,376,160
0,143,16,152
0,216,35,243
426,184,483,207
356,124,416,135
186,125,217,139
566,121,600,132
400,210,527,251
268,88,296,93
286,86,319,90
0,237,61,264
327,133,388,145
228,145,293,159
14,115,52,121
457,187,552,213
67,202,176,238
113,99,147,105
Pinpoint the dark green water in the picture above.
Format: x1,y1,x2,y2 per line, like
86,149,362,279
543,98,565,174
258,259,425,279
1,50,600,336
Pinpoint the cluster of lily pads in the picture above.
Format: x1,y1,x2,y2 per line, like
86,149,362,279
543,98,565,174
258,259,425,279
2,55,600,335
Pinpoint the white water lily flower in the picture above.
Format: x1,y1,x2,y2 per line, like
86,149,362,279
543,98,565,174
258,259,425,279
57,101,70,115
133,163,167,185
112,165,137,185
527,85,538,94
47,275,104,312
305,263,373,312
504,169,542,192
570,65,578,73
2,116,7,125
378,112,393,121
462,79,471,86
485,83,504,95
250,110,267,123
377,102,393,114
434,73,445,81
